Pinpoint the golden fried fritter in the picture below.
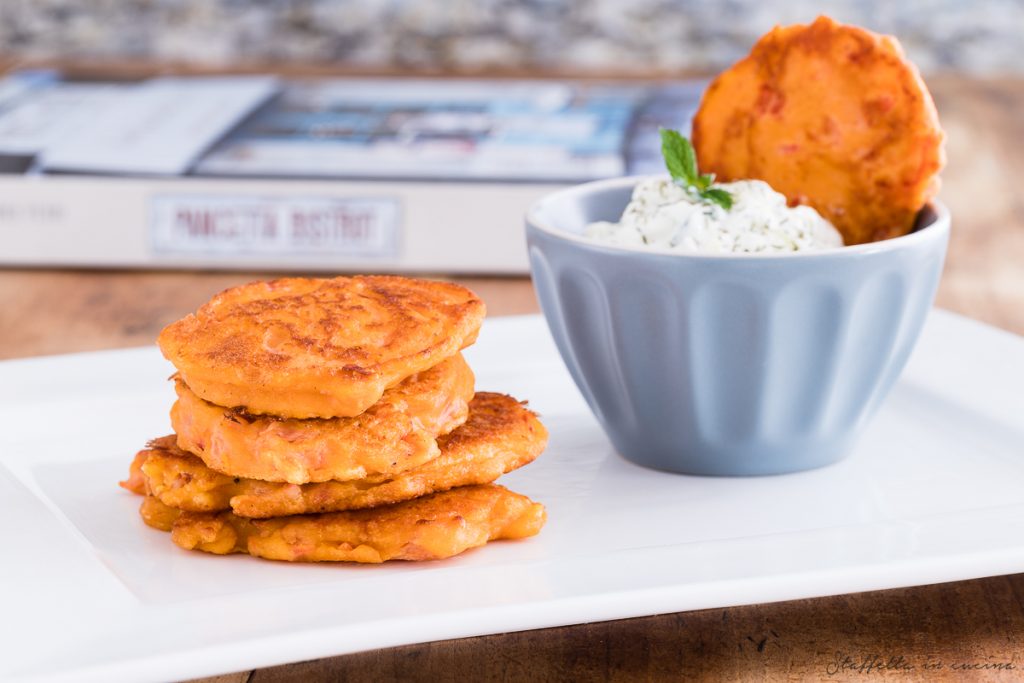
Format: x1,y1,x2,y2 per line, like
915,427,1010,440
119,450,148,495
140,484,546,563
171,353,474,484
692,16,945,245
135,393,546,517
158,276,486,419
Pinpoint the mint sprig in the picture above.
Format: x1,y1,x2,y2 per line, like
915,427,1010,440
659,128,734,211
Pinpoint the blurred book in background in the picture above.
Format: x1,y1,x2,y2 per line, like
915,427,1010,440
0,71,704,274
197,80,642,181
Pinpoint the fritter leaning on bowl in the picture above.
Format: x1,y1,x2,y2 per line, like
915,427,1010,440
692,15,945,245
587,16,945,255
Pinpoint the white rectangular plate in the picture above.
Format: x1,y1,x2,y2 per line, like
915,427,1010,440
1,310,1022,683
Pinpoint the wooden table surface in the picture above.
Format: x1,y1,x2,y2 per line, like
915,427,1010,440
1,75,1021,682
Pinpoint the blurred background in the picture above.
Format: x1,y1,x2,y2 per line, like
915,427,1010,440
0,0,1020,355
0,0,1021,75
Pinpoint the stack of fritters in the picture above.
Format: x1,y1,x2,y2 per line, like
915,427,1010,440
120,276,547,563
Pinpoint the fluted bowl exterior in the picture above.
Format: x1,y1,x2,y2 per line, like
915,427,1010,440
526,177,950,476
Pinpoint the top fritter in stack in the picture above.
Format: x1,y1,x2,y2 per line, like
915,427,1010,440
120,276,547,563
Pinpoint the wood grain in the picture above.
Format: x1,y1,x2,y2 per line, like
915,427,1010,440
0,75,1020,683
929,76,1024,336
0,273,537,360
246,573,1024,682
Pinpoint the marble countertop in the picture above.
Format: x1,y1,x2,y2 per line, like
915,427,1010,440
0,0,1020,75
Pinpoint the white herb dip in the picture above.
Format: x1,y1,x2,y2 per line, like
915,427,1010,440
585,178,843,254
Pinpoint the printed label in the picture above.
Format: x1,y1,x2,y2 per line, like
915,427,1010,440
151,195,401,259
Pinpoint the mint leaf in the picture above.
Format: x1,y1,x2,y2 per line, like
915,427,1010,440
660,128,697,184
659,127,734,211
701,187,734,210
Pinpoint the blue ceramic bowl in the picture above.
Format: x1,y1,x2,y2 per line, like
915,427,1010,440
526,176,950,476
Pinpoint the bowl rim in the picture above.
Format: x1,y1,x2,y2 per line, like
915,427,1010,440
526,175,950,260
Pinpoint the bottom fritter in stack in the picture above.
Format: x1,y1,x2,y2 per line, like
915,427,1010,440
119,276,547,563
